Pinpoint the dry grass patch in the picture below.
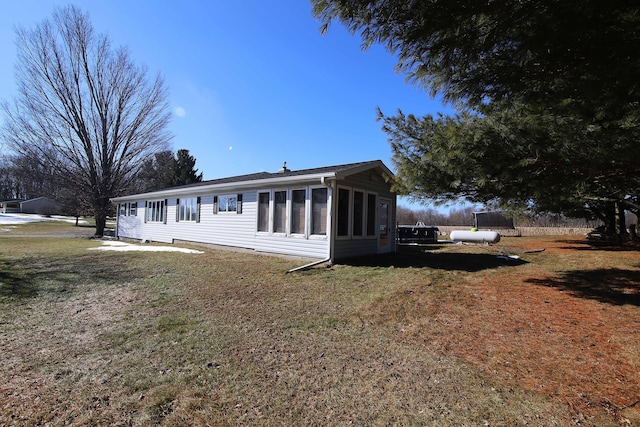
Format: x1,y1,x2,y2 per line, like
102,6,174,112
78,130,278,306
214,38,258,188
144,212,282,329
0,233,638,426
365,238,640,425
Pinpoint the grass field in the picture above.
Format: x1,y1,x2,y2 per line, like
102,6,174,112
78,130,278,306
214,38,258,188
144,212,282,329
0,221,638,426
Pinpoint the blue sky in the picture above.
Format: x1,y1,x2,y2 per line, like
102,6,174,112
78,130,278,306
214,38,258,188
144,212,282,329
0,1,457,208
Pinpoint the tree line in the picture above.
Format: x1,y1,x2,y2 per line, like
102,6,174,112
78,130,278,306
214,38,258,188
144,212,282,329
0,148,202,217
396,205,605,228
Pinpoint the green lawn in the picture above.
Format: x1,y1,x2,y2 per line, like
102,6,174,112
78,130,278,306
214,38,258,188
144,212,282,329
1,221,638,426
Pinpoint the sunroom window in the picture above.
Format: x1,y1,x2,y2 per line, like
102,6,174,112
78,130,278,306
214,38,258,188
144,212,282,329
337,188,350,237
273,190,286,233
311,188,327,235
291,189,306,234
257,192,269,232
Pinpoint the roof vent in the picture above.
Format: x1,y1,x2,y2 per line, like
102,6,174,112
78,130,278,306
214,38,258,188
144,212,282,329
278,162,289,173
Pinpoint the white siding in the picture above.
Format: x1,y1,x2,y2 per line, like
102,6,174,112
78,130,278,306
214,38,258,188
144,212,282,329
116,202,143,240
116,191,330,259
114,162,395,261
333,170,397,259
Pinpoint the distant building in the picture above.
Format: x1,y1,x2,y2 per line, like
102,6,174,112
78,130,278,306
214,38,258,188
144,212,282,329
0,197,60,215
0,200,22,214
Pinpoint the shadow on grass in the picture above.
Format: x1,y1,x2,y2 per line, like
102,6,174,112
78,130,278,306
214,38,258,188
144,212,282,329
0,253,144,300
0,259,38,298
556,238,640,253
340,245,528,272
525,269,640,306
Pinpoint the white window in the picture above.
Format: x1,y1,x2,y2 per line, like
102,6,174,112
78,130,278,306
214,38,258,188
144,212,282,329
146,200,166,223
119,202,137,217
214,194,240,214
255,187,328,237
177,197,199,222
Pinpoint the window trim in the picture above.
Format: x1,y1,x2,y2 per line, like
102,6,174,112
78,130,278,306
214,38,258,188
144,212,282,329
216,194,238,214
254,186,329,239
145,199,167,223
118,202,137,217
352,189,365,238
176,197,200,223
256,191,270,233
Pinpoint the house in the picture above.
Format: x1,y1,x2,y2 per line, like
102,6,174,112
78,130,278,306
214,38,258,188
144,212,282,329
111,160,397,261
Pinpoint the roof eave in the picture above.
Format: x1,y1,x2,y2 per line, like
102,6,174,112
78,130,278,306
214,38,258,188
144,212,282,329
334,160,394,180
111,172,337,202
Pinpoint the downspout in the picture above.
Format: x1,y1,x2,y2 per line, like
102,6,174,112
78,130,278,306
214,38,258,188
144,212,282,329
322,176,336,264
114,203,120,240
287,257,331,273
286,176,335,273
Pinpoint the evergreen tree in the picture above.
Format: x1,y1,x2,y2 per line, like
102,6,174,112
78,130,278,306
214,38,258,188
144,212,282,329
173,149,203,186
138,150,176,192
314,0,640,236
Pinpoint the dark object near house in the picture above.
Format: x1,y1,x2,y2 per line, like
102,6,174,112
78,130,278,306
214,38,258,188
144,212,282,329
397,223,439,244
473,211,514,229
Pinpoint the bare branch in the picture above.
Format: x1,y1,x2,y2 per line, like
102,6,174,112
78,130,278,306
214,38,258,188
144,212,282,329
1,5,172,235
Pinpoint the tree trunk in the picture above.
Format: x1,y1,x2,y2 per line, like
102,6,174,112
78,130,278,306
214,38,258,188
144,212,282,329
615,201,628,237
95,215,106,237
604,201,616,235
93,197,110,237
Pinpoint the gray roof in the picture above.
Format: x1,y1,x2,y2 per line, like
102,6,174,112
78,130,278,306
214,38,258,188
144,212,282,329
112,160,393,202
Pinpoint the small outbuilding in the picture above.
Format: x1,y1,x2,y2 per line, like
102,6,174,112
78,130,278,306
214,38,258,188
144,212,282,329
20,197,61,215
112,160,397,262
0,200,22,214
0,197,60,215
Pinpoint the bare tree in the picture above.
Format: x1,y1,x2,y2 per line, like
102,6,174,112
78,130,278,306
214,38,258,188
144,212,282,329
1,5,172,236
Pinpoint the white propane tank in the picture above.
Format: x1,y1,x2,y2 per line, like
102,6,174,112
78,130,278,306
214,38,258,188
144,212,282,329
450,230,500,244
